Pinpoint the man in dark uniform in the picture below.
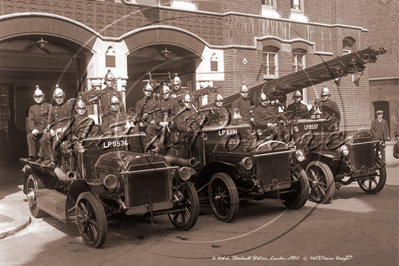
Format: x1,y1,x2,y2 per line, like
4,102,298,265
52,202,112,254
101,92,126,133
146,84,179,141
320,86,340,131
135,81,158,131
207,92,229,126
27,85,51,162
254,91,277,127
99,69,124,119
41,85,74,167
70,96,95,175
286,90,310,120
370,110,390,142
231,82,253,123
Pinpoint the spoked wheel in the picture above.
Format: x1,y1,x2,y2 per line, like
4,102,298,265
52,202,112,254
168,182,200,230
26,174,45,218
76,192,107,248
306,161,335,203
358,167,387,194
281,166,309,209
208,173,239,223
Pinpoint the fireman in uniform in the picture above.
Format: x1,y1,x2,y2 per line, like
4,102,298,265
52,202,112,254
320,86,340,131
231,82,253,123
207,92,229,126
286,90,310,120
254,91,277,127
135,81,158,131
170,73,183,98
27,85,51,162
71,96,94,154
41,85,74,167
101,92,126,133
99,69,124,119
146,83,179,141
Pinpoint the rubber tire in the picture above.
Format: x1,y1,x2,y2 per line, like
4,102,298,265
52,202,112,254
27,174,46,218
76,192,107,248
282,166,309,209
358,166,387,194
168,182,200,230
306,161,335,204
208,173,239,223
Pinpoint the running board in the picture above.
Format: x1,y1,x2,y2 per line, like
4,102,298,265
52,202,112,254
36,189,76,223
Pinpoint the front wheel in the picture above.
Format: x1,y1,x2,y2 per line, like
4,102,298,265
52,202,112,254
358,167,386,194
76,192,107,248
281,166,309,209
306,161,335,204
168,182,200,230
208,173,239,223
26,174,46,218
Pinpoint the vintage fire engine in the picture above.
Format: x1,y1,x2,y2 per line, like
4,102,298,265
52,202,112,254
20,121,199,248
162,106,309,223
221,46,387,204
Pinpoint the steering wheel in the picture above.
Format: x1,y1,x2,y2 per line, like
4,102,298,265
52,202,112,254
75,124,102,148
189,115,207,130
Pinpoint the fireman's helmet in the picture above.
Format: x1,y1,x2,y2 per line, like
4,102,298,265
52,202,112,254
172,74,181,85
215,92,224,107
104,69,115,87
143,82,153,93
240,82,249,94
33,85,45,104
183,92,192,109
293,90,302,99
161,84,171,100
259,91,269,106
110,92,120,112
53,84,65,104
321,86,330,96
75,95,87,115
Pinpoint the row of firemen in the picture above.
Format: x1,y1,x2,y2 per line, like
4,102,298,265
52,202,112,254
26,70,341,167
232,82,341,130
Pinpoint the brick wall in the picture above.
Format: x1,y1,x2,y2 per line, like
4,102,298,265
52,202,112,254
222,0,260,15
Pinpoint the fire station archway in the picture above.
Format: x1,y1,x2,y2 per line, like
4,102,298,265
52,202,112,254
0,14,97,136
123,27,206,109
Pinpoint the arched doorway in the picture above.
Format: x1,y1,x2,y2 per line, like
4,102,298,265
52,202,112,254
123,27,208,110
126,44,200,109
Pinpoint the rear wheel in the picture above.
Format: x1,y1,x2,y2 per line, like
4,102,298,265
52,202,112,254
306,161,335,203
76,192,107,248
281,166,309,209
168,182,200,230
208,173,239,223
358,167,386,194
27,174,46,218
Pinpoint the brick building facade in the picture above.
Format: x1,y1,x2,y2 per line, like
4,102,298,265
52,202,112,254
0,0,394,138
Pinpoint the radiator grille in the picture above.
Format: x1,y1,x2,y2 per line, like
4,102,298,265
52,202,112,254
255,151,291,186
124,168,172,208
349,143,375,170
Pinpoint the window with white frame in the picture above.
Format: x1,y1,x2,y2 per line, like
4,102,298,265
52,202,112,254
261,0,280,18
292,52,305,73
263,46,279,79
262,0,275,7
291,0,302,11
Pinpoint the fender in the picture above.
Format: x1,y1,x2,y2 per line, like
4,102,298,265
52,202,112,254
194,161,238,194
66,180,106,219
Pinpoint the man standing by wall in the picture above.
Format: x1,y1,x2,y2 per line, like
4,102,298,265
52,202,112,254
370,110,390,162
370,110,390,142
